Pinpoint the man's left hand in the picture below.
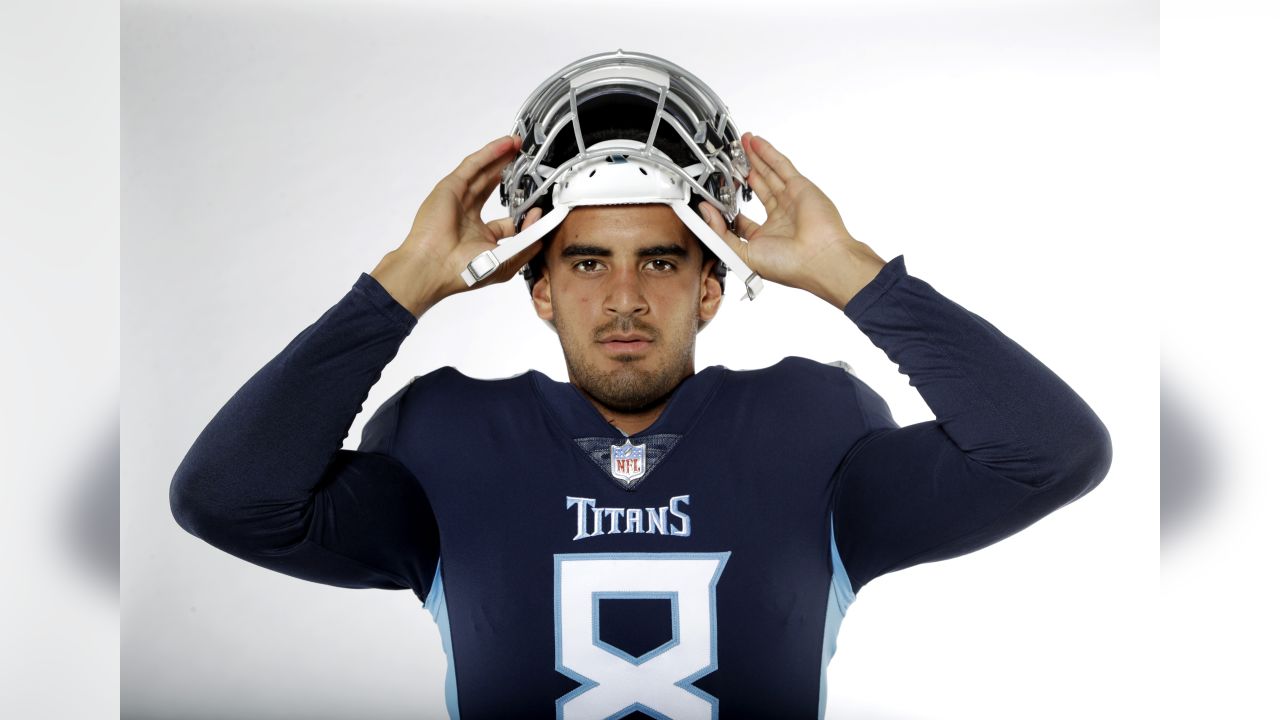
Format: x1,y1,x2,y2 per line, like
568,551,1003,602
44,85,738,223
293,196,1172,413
698,133,887,309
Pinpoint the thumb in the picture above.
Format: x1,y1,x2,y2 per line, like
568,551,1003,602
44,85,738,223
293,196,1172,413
510,208,544,258
698,202,731,236
520,206,544,232
698,202,749,264
733,212,761,241
504,206,545,271
473,207,546,288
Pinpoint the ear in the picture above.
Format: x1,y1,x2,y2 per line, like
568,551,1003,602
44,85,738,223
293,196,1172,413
697,257,724,327
531,271,554,324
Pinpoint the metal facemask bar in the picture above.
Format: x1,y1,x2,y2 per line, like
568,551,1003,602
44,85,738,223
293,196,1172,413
460,50,762,300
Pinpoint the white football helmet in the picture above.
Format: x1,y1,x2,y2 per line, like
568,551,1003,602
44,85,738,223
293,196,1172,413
459,49,763,301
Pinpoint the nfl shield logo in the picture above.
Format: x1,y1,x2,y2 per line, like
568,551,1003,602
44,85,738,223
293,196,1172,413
610,439,647,488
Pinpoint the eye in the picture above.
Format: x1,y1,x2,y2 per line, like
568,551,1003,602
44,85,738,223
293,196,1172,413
573,259,604,273
647,259,676,272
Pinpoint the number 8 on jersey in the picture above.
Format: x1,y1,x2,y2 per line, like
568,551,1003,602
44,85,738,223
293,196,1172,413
553,552,732,720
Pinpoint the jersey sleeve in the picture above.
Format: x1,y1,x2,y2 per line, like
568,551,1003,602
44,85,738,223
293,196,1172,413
832,255,1113,594
169,273,440,603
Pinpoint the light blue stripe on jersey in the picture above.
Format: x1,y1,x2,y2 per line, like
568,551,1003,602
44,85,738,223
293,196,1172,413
425,561,460,720
819,514,857,720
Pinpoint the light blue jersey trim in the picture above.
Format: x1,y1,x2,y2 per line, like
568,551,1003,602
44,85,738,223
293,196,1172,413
424,560,460,720
819,515,857,720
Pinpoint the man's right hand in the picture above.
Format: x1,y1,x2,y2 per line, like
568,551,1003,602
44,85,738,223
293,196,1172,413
370,135,545,318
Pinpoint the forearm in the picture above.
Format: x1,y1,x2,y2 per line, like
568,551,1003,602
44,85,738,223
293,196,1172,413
169,273,417,538
845,255,1112,486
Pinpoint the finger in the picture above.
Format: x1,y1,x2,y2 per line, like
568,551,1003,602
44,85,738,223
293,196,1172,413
479,220,546,286
740,134,777,209
745,167,778,213
485,206,543,241
485,216,516,239
732,212,762,241
465,139,519,203
698,203,749,264
506,228,545,270
465,138,521,204
743,132,786,197
453,135,519,186
523,205,544,230
476,207,545,285
747,133,801,182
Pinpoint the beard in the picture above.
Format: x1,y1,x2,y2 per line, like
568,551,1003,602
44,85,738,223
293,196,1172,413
553,311,697,415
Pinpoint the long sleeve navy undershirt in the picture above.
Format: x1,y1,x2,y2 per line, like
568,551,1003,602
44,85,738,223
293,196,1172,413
832,255,1111,592
170,254,1111,603
169,272,438,601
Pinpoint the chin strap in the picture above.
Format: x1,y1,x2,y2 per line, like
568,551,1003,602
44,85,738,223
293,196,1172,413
669,202,763,301
460,205,572,287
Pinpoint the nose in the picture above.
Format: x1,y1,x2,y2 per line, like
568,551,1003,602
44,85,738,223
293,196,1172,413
603,264,649,318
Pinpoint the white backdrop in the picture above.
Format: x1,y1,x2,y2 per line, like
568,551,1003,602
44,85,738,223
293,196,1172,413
122,0,1158,717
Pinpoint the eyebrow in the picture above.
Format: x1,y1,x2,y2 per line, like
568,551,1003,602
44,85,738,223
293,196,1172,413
560,243,690,259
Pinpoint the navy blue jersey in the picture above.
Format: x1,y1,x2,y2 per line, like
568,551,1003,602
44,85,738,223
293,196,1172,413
170,255,1112,718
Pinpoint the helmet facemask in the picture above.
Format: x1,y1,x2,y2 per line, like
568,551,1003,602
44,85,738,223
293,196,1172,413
459,50,763,303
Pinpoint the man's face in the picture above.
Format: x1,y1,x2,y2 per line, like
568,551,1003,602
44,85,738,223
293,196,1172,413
531,204,724,414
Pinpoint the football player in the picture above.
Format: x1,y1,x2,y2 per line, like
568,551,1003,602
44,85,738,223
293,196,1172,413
171,50,1112,719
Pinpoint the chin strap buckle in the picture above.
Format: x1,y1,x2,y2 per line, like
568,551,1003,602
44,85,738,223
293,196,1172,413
461,250,500,286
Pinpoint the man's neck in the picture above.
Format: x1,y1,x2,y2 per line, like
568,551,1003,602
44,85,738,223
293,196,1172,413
586,397,666,437
568,363,697,436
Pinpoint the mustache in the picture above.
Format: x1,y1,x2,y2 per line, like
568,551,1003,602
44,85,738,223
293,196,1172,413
595,320,659,341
